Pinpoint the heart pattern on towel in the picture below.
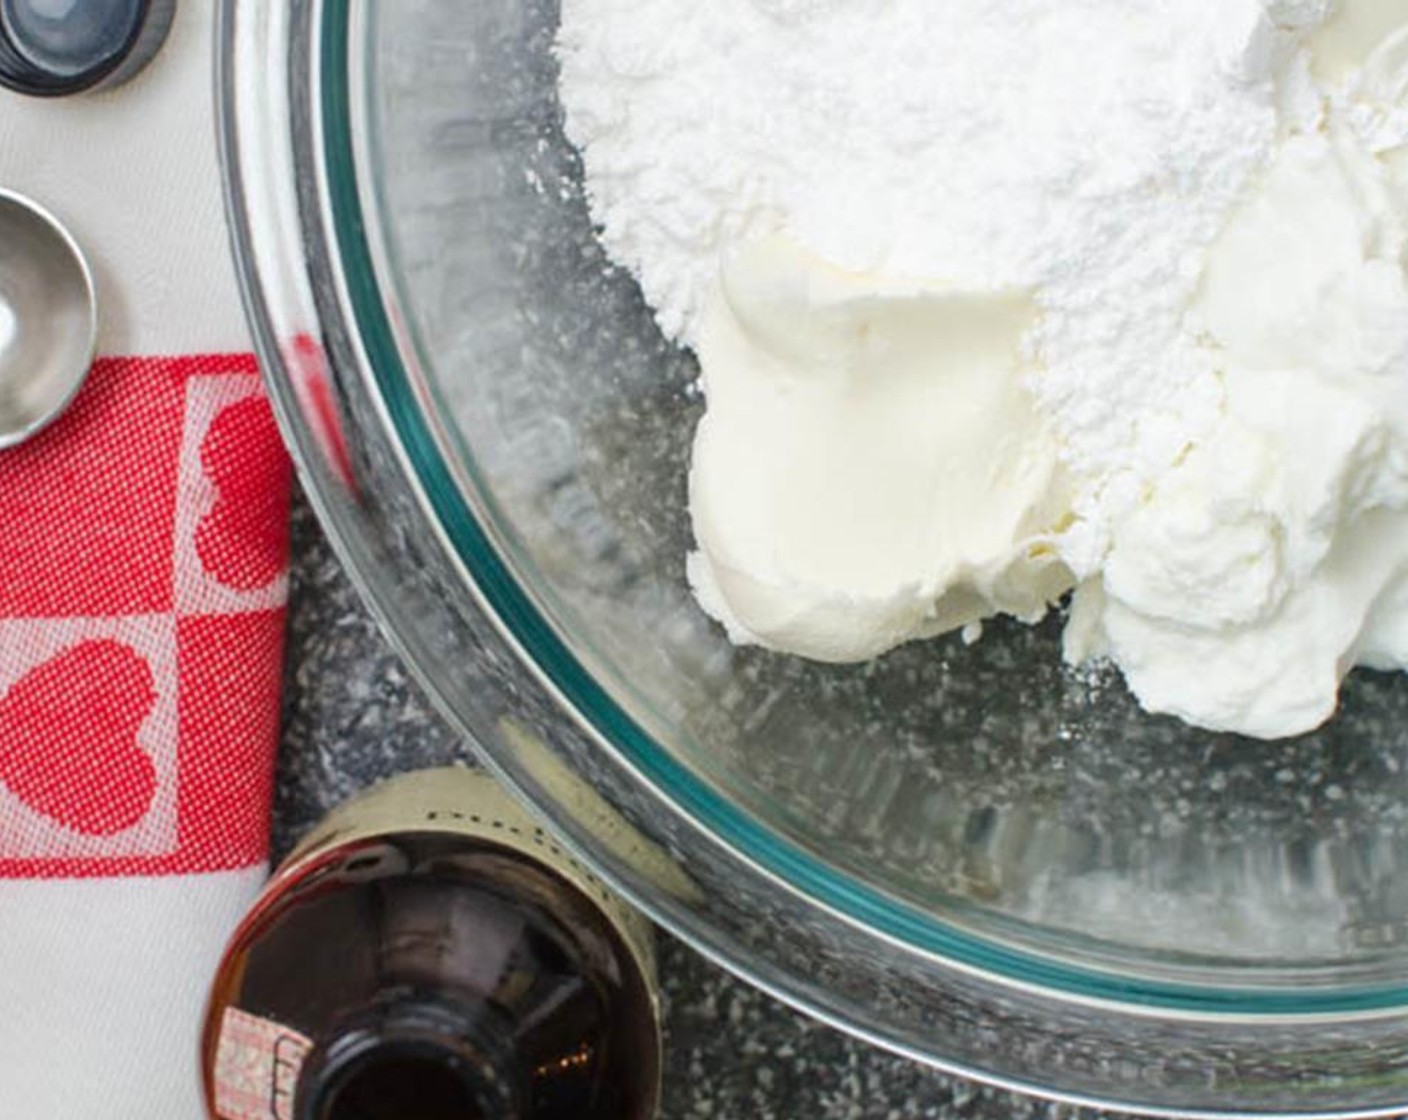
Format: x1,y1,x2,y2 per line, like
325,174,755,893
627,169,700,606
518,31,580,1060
196,396,291,591
0,640,158,836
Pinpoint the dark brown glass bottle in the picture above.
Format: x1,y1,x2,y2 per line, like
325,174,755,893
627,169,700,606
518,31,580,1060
201,769,660,1120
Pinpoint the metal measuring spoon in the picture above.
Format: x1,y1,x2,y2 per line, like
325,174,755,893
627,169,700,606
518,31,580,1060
0,189,96,449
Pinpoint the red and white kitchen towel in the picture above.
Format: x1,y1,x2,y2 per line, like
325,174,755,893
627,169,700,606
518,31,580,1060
0,3,288,1115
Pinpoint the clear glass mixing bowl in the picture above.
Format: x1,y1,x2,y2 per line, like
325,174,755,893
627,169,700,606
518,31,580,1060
219,2,1408,1113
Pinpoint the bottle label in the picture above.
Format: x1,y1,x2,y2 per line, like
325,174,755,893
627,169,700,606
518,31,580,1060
283,767,659,1006
212,1008,312,1120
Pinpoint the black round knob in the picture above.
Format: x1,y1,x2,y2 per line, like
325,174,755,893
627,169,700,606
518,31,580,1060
0,0,175,97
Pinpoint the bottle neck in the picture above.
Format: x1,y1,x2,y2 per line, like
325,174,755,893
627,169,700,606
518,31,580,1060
295,997,524,1120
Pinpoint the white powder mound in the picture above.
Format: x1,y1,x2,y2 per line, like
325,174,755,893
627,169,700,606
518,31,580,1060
559,0,1280,548
558,0,1408,739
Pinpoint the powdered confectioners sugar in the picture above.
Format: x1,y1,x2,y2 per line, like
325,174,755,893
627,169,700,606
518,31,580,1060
558,0,1408,740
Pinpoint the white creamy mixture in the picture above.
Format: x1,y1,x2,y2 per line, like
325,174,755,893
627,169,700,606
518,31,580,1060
558,0,1408,739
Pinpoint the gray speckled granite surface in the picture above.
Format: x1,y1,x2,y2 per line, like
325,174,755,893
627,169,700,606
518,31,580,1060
275,489,1105,1120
